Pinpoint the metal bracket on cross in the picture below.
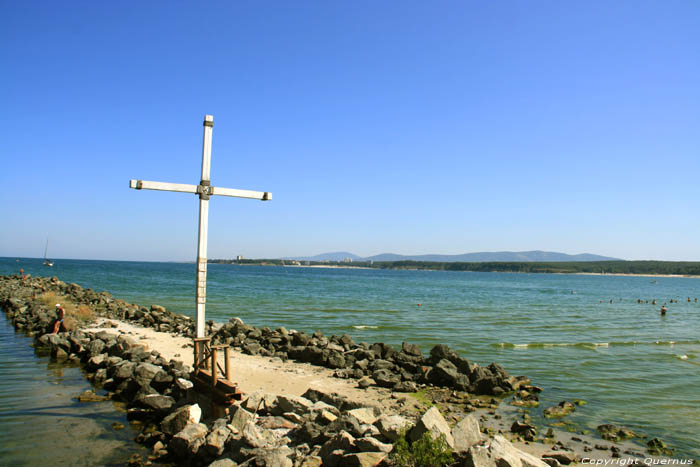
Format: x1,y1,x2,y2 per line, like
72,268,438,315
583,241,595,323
129,114,272,339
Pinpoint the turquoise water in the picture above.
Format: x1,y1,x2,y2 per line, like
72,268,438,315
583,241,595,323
2,257,699,458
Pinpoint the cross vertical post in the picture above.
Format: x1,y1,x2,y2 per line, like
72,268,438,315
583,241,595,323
196,115,214,339
129,114,272,344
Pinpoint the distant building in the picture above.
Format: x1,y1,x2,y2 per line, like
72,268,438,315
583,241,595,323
236,255,243,261
343,258,353,263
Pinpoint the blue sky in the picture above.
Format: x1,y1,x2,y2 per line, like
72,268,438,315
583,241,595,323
1,1,699,261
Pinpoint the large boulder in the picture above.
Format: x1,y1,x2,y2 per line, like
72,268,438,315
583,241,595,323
274,395,313,415
463,435,549,467
452,415,483,452
375,414,412,442
347,407,381,426
169,422,208,459
160,404,201,436
408,406,454,448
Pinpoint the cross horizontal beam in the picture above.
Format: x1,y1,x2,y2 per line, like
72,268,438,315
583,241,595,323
129,179,272,200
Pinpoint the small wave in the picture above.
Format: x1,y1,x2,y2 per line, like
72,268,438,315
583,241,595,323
352,325,379,329
495,340,700,349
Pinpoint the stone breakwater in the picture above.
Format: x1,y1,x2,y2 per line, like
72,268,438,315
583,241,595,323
0,274,675,466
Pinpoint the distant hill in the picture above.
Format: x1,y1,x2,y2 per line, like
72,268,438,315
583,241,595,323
284,251,362,262
284,250,619,262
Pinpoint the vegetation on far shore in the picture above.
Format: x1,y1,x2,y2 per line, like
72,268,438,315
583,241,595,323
209,259,700,276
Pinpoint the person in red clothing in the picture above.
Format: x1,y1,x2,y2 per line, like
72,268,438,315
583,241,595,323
52,304,65,334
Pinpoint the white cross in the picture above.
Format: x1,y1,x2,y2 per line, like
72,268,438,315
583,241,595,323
129,114,271,339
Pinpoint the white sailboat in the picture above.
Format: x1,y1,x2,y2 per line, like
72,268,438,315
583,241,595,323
43,239,53,267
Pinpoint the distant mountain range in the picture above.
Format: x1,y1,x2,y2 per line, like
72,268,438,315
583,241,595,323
282,251,620,263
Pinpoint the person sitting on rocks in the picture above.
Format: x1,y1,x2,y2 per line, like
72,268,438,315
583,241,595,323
52,304,65,334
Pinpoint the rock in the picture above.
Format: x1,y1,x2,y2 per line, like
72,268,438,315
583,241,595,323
393,381,418,392
354,437,393,453
542,451,580,465
230,406,256,432
347,407,380,425
510,421,537,441
200,423,231,459
402,342,422,357
77,390,109,402
319,431,356,466
544,401,576,418
372,369,400,388
647,438,673,456
342,452,387,467
299,456,322,467
169,422,208,459
596,424,639,442
134,362,162,382
138,394,175,413
246,446,293,466
274,394,313,415
208,459,237,467
376,414,412,442
242,420,279,449
488,435,550,467
452,415,483,452
409,406,454,448
160,404,202,436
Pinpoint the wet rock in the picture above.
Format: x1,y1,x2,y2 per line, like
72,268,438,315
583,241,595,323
402,341,422,357
510,421,537,441
542,451,580,465
78,390,109,402
647,438,673,456
544,401,576,418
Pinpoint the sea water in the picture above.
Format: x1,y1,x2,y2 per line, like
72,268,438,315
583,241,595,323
2,257,699,458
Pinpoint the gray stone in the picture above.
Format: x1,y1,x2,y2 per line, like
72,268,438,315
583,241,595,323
208,459,236,467
170,422,208,458
245,446,293,467
375,414,412,442
372,369,400,388
139,394,175,412
354,437,393,453
275,394,313,415
542,451,579,465
452,414,483,452
347,407,380,425
230,406,256,433
134,362,162,381
242,421,279,449
342,452,387,466
409,406,454,448
319,431,356,466
160,404,201,436
200,424,231,459
489,435,549,467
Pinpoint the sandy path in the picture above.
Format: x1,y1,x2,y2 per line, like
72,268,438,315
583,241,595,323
84,317,422,414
